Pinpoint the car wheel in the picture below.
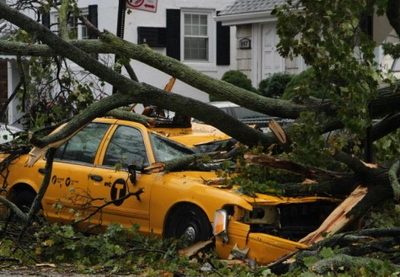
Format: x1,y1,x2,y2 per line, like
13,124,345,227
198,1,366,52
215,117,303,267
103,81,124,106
13,190,36,213
165,205,212,245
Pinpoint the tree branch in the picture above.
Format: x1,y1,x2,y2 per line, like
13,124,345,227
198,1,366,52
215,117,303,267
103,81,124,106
71,188,144,226
0,3,278,148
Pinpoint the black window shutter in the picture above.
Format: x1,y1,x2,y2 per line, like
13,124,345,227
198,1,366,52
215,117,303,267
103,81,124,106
137,27,167,47
360,14,373,38
88,5,98,39
216,21,230,65
166,9,180,60
42,12,50,28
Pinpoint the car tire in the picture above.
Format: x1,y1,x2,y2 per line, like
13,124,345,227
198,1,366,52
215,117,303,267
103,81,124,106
165,204,212,245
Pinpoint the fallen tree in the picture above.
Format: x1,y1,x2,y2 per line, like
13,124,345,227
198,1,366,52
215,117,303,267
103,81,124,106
0,1,400,274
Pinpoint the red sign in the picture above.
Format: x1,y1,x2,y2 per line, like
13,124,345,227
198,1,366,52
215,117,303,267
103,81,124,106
126,0,157,13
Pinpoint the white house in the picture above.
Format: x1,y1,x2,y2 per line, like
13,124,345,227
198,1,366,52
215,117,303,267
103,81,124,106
216,0,399,88
2,0,398,126
0,0,238,125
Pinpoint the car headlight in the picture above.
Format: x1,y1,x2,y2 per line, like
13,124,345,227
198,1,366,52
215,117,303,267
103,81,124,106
213,209,228,242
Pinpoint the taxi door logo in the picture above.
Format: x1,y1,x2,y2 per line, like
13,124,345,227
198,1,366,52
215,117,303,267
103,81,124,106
110,178,127,206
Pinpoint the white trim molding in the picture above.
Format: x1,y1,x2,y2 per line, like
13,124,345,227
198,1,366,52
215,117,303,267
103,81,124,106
215,11,276,26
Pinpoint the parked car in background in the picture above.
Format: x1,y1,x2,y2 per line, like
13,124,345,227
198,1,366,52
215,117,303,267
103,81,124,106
1,117,337,264
209,101,292,132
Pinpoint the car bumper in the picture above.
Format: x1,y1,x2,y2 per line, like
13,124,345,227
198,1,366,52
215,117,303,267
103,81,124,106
215,220,306,264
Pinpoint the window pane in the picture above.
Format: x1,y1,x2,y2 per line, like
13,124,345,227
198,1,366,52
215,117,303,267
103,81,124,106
184,14,191,24
54,123,110,164
199,26,207,36
184,25,191,35
193,26,199,35
193,14,200,25
183,12,209,61
184,37,208,60
81,25,89,39
103,125,149,168
81,13,89,39
200,15,207,25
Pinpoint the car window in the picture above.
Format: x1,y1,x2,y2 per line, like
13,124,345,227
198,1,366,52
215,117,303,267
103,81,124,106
232,107,267,120
103,125,149,168
149,133,193,162
219,107,234,117
54,123,110,164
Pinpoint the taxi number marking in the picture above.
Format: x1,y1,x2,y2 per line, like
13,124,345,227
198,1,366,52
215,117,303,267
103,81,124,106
51,175,64,188
52,175,78,187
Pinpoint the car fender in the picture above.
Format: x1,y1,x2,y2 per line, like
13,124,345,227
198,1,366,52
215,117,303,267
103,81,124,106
2,154,44,199
148,171,253,235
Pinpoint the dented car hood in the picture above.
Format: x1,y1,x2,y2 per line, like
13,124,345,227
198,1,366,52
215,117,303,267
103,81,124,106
167,171,334,210
152,122,231,148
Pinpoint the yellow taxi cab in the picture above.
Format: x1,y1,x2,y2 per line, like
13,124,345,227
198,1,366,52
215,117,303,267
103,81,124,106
153,121,235,153
1,117,336,264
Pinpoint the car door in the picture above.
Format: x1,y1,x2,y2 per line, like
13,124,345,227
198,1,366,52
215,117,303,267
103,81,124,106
43,122,112,225
88,124,154,234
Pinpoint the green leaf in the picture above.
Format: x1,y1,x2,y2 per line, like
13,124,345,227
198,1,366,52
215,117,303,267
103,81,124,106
303,256,319,268
320,247,335,259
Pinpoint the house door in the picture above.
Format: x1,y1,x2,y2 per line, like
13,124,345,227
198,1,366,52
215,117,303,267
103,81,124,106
261,23,284,80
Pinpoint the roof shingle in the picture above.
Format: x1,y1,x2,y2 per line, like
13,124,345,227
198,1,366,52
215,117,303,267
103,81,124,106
219,0,286,16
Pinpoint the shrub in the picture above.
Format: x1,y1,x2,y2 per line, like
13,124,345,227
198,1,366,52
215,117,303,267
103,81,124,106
258,72,293,98
282,68,324,100
210,70,258,102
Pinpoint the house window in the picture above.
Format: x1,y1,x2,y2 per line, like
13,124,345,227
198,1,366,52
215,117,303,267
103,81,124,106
184,14,208,60
47,5,97,40
181,10,214,63
67,11,89,40
166,9,229,65
51,11,88,40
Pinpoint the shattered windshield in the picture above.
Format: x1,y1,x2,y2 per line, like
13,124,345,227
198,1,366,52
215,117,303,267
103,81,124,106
149,133,194,162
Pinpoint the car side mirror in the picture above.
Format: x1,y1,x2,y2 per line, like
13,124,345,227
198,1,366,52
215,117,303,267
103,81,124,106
128,164,137,185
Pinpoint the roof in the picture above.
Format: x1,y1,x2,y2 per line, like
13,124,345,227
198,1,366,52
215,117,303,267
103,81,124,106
219,0,286,16
0,56,17,61
216,0,287,25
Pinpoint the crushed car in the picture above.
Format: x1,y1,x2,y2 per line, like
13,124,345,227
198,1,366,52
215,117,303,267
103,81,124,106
153,120,236,153
207,101,293,133
0,117,337,264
